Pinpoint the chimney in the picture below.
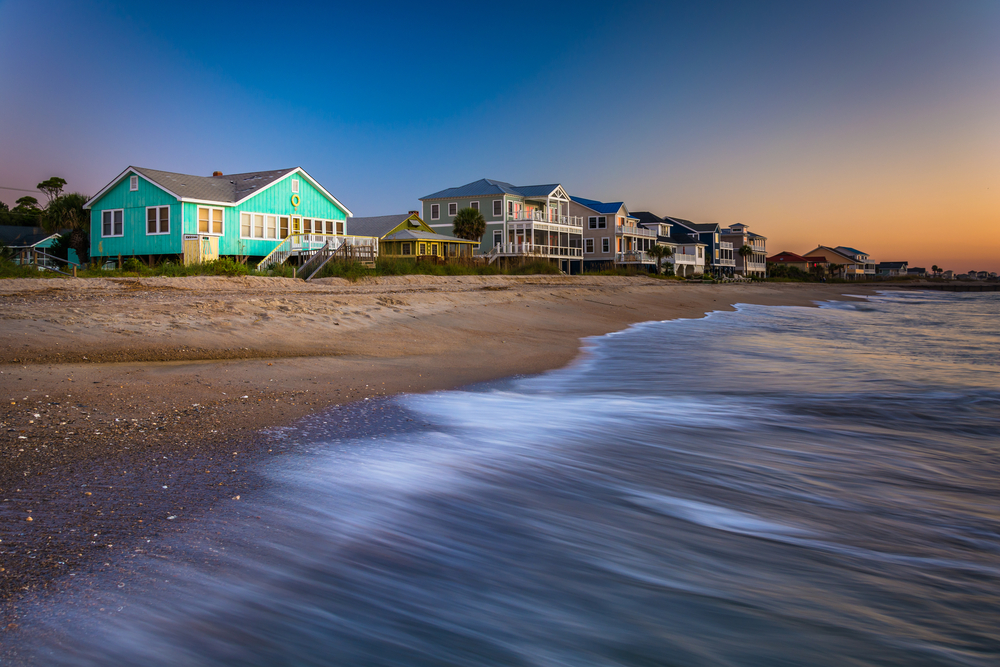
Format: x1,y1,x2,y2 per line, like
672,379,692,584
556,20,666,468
408,210,419,217
212,171,223,177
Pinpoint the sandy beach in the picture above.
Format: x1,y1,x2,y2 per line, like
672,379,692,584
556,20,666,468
0,276,885,625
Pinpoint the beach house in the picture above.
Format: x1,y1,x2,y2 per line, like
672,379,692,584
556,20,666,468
569,197,658,272
0,225,81,269
84,166,368,267
663,218,734,277
721,223,767,278
876,261,908,277
803,245,875,280
419,179,583,273
347,212,477,260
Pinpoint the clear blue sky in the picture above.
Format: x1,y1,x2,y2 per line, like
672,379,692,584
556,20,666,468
1,0,997,269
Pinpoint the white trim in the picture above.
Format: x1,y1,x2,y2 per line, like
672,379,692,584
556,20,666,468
601,237,610,254
145,205,170,235
291,178,299,194
448,202,457,217
86,166,354,217
129,175,138,191
584,238,595,254
492,199,502,217
470,200,479,212
85,167,182,209
197,206,225,236
430,204,440,220
233,167,353,216
101,208,124,238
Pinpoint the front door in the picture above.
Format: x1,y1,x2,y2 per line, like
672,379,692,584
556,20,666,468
291,217,302,250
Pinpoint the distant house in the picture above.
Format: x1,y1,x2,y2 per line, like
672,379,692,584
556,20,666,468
419,179,581,273
834,246,876,278
0,225,79,268
768,251,827,274
84,166,356,266
347,212,477,260
802,245,870,280
876,261,908,277
722,223,767,277
907,267,928,277
570,197,657,271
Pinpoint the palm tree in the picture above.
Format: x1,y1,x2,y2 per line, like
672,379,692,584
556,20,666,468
43,192,90,264
828,262,844,279
453,207,486,242
738,244,753,275
648,244,673,274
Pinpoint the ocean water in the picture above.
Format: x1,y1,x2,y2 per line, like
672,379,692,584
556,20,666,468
23,291,1000,666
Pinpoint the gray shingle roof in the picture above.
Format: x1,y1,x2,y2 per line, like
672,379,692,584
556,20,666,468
347,214,415,238
0,225,58,247
421,179,561,200
383,230,478,243
631,211,663,225
133,167,295,203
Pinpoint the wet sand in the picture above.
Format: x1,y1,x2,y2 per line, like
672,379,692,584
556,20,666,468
0,275,884,626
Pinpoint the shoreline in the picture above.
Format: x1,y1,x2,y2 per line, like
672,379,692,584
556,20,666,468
0,276,886,627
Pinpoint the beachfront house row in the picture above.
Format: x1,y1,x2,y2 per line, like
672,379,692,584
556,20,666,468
664,218,735,277
419,179,583,273
347,212,478,260
84,166,368,267
721,223,767,277
569,197,658,271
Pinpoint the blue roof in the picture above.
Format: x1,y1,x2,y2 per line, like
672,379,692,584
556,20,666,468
835,246,867,257
421,179,561,200
570,196,624,215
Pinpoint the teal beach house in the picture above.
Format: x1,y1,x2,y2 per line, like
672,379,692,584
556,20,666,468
84,167,354,265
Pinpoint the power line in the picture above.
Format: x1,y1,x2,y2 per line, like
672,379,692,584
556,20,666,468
0,185,40,193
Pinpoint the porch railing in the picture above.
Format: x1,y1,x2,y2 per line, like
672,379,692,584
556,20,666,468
506,211,583,227
617,225,657,238
256,234,379,271
615,251,656,263
496,242,582,257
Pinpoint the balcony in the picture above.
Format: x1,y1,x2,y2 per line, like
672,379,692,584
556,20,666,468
715,258,736,267
506,211,583,227
617,225,657,238
672,252,701,265
495,242,582,258
615,251,656,264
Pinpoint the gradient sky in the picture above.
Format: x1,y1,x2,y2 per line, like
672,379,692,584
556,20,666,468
1,0,997,271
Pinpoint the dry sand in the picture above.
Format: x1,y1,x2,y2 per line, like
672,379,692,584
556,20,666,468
0,275,886,624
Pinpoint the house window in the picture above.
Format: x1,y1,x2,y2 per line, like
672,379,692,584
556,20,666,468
493,230,502,247
266,215,278,239
585,238,594,254
493,200,502,217
402,243,412,255
431,204,440,220
291,179,299,194
431,243,438,255
337,221,345,234
601,237,610,253
129,175,138,191
448,202,457,216
597,216,606,229
508,200,513,216
198,206,224,235
279,216,290,238
589,217,597,229
471,201,479,212
102,209,124,237
419,243,426,255
146,206,169,235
